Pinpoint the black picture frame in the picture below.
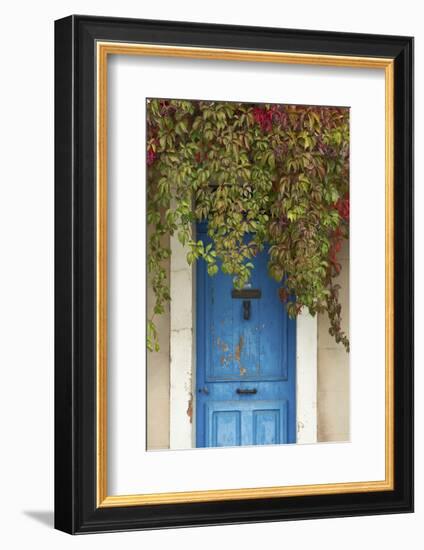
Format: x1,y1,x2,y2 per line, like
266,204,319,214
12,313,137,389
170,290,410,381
55,14,414,534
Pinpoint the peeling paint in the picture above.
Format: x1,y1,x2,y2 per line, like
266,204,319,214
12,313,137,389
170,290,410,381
186,392,193,423
234,335,246,375
216,336,229,353
234,335,244,362
219,352,232,368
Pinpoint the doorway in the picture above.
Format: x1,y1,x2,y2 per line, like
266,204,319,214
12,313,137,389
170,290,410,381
195,224,296,447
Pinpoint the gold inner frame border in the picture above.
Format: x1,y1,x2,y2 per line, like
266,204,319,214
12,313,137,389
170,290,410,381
96,41,394,508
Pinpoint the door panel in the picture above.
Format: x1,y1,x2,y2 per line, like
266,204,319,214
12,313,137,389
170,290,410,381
205,247,288,382
253,404,287,445
210,408,241,447
206,401,287,447
196,224,296,447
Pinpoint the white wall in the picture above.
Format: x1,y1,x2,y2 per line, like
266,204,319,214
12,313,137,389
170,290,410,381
0,1,420,549
169,227,195,449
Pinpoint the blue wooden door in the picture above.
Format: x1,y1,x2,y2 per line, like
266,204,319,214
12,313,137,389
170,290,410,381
196,224,296,447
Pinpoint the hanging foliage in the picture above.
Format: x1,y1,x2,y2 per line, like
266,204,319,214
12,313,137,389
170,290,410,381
146,99,350,352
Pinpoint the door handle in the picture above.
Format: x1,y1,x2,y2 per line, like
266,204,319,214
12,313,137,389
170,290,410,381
243,300,251,320
236,388,257,395
198,386,209,395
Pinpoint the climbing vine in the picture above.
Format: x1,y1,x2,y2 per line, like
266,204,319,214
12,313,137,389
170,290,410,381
146,99,350,352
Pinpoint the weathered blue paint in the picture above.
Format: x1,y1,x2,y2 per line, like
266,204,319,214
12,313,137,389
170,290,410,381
196,223,296,447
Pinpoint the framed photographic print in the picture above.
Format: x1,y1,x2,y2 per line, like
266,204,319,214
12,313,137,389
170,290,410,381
54,15,414,533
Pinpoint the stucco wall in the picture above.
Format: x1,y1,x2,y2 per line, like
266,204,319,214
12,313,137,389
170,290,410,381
317,240,350,442
146,231,171,450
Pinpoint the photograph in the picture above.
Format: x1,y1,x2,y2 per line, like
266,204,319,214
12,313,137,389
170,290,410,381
146,98,350,450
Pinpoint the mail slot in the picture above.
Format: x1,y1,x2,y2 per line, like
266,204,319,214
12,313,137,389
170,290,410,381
231,289,261,299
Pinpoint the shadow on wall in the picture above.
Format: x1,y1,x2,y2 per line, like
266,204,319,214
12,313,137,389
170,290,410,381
23,510,54,529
